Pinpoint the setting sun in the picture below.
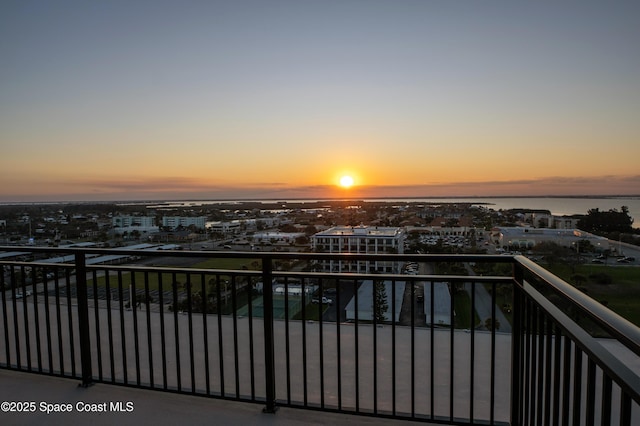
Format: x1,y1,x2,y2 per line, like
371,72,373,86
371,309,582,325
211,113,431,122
339,175,355,188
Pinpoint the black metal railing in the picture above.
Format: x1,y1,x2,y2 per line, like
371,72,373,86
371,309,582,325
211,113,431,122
1,246,639,425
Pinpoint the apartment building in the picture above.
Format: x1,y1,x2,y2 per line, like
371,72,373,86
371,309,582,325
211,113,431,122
112,215,155,228
311,225,405,273
162,216,206,230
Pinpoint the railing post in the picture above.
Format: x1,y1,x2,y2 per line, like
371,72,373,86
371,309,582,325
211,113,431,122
510,260,524,426
261,256,278,413
75,251,93,387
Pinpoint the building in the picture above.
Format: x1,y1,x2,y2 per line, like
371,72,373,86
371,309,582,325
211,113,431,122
492,227,610,252
112,215,155,228
208,220,242,234
252,231,305,245
311,225,405,273
162,216,206,230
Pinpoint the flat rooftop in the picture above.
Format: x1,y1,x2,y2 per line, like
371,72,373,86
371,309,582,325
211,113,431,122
314,226,403,237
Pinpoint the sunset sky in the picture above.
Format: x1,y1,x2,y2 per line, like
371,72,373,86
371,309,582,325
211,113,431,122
1,0,639,202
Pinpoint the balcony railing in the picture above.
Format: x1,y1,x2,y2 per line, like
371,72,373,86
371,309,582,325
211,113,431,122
1,246,639,425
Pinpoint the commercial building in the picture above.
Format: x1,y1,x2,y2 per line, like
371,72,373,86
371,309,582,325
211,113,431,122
311,225,405,273
162,216,206,230
492,227,610,252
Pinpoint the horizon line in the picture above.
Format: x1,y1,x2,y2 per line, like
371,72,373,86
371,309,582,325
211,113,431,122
1,194,639,206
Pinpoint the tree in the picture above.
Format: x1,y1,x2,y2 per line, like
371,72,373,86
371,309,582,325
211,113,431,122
373,280,389,322
577,206,634,235
485,317,500,331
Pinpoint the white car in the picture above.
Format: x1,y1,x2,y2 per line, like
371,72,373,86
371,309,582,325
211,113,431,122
312,296,333,305
14,290,32,299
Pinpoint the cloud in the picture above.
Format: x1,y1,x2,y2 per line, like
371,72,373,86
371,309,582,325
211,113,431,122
1,174,638,203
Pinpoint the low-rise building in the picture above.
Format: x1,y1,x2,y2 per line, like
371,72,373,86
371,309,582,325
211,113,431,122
492,227,610,252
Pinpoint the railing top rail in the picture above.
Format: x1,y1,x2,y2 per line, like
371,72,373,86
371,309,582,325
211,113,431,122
514,255,640,357
0,245,514,263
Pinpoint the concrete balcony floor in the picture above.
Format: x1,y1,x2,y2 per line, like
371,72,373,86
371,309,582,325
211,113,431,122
0,369,433,426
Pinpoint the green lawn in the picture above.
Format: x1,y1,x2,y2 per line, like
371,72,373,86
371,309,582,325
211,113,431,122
542,264,640,326
88,257,260,292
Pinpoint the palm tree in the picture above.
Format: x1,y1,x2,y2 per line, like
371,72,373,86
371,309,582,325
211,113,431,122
373,280,389,322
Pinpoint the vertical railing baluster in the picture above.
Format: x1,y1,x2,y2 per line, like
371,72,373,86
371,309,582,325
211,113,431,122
216,274,225,397
490,281,497,425
586,359,597,426
391,277,397,416
512,262,524,426
104,270,115,382
470,280,476,422
284,277,291,404
261,255,277,413
92,269,103,381
44,268,54,374
65,268,76,377
319,278,325,409
336,278,343,411
373,278,378,414
144,271,154,388
11,267,21,369
552,325,562,426
449,281,455,422
31,266,42,373
544,318,553,426
302,277,308,406
562,336,572,426
411,278,416,418
247,274,255,401
74,252,93,387
21,266,31,370
158,272,168,390
131,271,141,386
232,274,239,397
186,274,195,393
355,278,360,413
201,274,209,395
530,305,539,425
117,271,127,384
572,347,583,426
619,391,631,426
536,313,545,424
0,270,10,367
601,374,612,426
430,279,435,421
172,271,181,391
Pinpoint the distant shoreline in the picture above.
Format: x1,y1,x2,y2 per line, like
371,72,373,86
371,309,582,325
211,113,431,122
1,194,639,206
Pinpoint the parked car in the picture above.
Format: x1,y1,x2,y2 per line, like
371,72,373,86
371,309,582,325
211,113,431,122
312,296,333,305
14,290,32,299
